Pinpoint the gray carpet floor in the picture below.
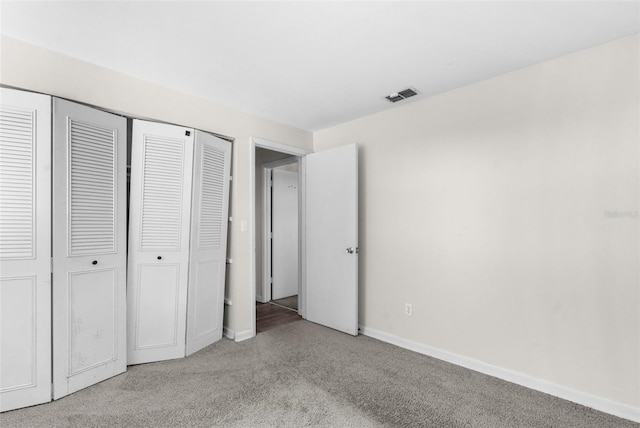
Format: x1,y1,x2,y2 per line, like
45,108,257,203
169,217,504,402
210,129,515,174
1,321,635,427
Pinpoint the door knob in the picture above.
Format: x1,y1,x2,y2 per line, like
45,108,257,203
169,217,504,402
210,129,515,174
92,260,98,265
157,256,163,260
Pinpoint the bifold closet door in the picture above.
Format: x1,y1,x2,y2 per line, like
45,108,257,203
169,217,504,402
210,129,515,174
52,99,127,399
0,89,52,412
185,131,231,356
127,120,194,364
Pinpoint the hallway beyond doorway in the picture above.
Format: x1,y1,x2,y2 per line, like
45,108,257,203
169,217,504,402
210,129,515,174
271,295,298,311
256,302,301,333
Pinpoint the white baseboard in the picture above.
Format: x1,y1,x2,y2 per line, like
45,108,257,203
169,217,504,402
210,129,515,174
223,326,234,340
223,326,254,342
359,325,639,423
234,329,254,342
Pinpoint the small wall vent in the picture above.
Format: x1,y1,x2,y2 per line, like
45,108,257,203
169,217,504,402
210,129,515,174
385,87,419,103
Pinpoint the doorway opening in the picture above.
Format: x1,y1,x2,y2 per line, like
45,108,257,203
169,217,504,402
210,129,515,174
250,138,311,336
250,138,358,339
264,160,299,307
254,148,302,333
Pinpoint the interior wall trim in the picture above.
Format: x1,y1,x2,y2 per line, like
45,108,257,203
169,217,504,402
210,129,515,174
223,326,234,340
359,325,640,423
233,329,253,342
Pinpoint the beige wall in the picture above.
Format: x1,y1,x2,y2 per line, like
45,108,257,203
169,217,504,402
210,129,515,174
0,36,313,337
314,34,639,407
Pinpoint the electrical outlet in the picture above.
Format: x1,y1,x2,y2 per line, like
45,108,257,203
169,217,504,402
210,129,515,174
405,303,413,316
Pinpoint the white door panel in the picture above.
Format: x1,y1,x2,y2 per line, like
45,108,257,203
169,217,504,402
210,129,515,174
272,168,299,300
306,144,358,336
135,263,182,349
0,88,52,411
186,131,231,356
52,98,127,399
128,120,194,364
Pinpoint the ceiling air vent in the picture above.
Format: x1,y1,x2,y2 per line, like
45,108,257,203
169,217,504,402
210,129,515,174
385,87,419,103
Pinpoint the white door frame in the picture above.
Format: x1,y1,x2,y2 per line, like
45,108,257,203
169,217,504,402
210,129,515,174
250,137,311,339
261,157,299,304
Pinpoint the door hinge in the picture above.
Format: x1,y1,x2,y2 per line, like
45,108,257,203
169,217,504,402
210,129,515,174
269,277,273,284
50,257,53,274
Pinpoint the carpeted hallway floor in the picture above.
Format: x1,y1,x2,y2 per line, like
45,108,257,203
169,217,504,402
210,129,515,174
1,321,634,427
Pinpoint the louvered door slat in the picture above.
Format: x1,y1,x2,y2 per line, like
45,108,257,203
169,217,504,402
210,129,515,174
140,136,185,250
0,111,33,121
68,120,116,255
0,107,34,259
0,128,32,137
198,145,226,249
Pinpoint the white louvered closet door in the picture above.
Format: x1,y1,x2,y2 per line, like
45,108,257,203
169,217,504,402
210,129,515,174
52,99,127,399
127,120,195,364
0,89,52,412
185,131,231,356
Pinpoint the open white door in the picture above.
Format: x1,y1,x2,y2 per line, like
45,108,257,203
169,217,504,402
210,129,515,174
127,120,194,364
0,89,52,411
306,144,358,335
185,131,231,356
52,99,127,399
272,168,299,300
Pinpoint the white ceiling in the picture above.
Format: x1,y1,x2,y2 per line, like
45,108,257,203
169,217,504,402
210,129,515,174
1,1,638,131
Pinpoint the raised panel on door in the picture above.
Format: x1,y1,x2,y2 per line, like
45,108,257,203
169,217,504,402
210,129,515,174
0,88,52,411
306,143,358,336
135,264,181,349
127,120,194,364
52,98,127,399
185,131,231,356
